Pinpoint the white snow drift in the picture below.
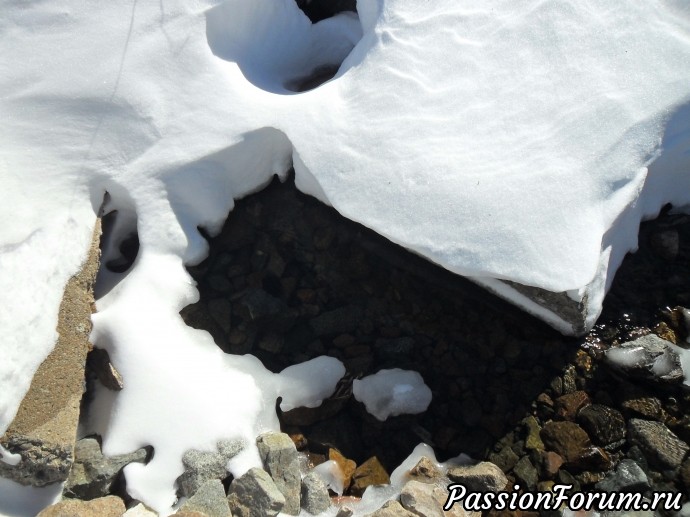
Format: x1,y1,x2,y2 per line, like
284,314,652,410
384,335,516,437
0,0,689,513
353,369,432,421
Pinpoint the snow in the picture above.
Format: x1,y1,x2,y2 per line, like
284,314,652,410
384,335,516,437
353,369,432,421
0,0,689,514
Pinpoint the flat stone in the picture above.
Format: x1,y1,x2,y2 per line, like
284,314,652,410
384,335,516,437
628,419,689,472
401,479,473,517
257,432,301,515
177,440,244,498
64,437,147,499
350,456,390,497
227,467,285,517
123,503,158,516
446,462,508,492
595,459,650,493
178,478,231,517
577,404,626,446
365,500,417,517
621,397,666,421
37,495,125,517
301,472,330,515
0,221,101,486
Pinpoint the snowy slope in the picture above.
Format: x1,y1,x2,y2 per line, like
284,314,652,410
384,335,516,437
1,0,689,513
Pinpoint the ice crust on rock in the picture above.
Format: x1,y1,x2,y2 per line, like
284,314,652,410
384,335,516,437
353,369,432,421
0,0,689,513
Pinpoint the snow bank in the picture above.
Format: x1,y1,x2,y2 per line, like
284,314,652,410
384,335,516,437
353,369,432,421
1,0,689,512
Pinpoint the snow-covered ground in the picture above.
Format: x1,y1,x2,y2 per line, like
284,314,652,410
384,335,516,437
1,0,689,514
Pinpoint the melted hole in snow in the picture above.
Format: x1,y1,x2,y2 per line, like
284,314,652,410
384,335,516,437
205,0,363,93
95,201,140,299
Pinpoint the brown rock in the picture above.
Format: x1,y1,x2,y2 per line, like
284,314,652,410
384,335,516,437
409,456,442,481
1,221,101,486
554,391,591,420
329,448,357,491
350,457,389,497
37,495,124,517
621,397,666,421
541,451,564,478
540,421,591,465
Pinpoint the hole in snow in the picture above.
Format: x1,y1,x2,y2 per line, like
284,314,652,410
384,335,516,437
205,0,363,93
94,193,140,299
295,0,357,23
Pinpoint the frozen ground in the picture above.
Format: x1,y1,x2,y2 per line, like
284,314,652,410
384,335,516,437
0,0,689,514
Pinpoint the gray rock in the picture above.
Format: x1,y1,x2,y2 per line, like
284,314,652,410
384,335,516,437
178,478,231,517
336,507,354,517
605,334,684,385
227,467,285,517
300,472,330,515
365,500,416,517
64,437,147,499
628,419,689,473
512,456,538,490
488,446,519,473
446,462,507,492
0,437,72,487
400,480,471,517
577,404,626,446
177,439,244,498
595,459,650,493
257,432,300,515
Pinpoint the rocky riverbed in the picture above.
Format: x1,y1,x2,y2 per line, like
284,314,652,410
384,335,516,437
43,172,689,516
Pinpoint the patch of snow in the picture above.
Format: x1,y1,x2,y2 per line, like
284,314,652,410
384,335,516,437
0,478,63,517
353,369,432,421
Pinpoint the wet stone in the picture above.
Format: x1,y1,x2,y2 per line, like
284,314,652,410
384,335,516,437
540,421,591,465
577,404,626,447
522,416,544,451
488,446,519,473
513,456,538,490
300,472,330,515
446,462,508,493
554,391,590,421
621,397,666,421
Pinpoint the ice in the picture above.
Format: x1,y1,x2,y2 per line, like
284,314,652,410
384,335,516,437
353,369,432,421
0,0,689,512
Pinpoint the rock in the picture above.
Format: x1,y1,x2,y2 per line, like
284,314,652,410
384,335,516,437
309,306,364,336
178,478,231,517
488,446,519,473
301,472,330,515
401,479,471,517
409,456,442,481
64,437,147,499
650,228,679,261
628,419,689,472
238,289,296,332
207,298,232,334
37,495,125,517
329,448,356,491
595,459,650,493
446,462,508,492
365,500,417,517
540,450,564,479
177,440,244,498
123,503,158,516
336,506,354,517
540,421,591,464
554,391,590,420
681,453,690,492
87,348,124,391
257,432,301,515
374,337,415,361
350,456,390,497
605,334,684,385
522,416,544,451
621,397,665,421
227,467,285,517
513,456,538,490
577,404,626,447
0,222,101,487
